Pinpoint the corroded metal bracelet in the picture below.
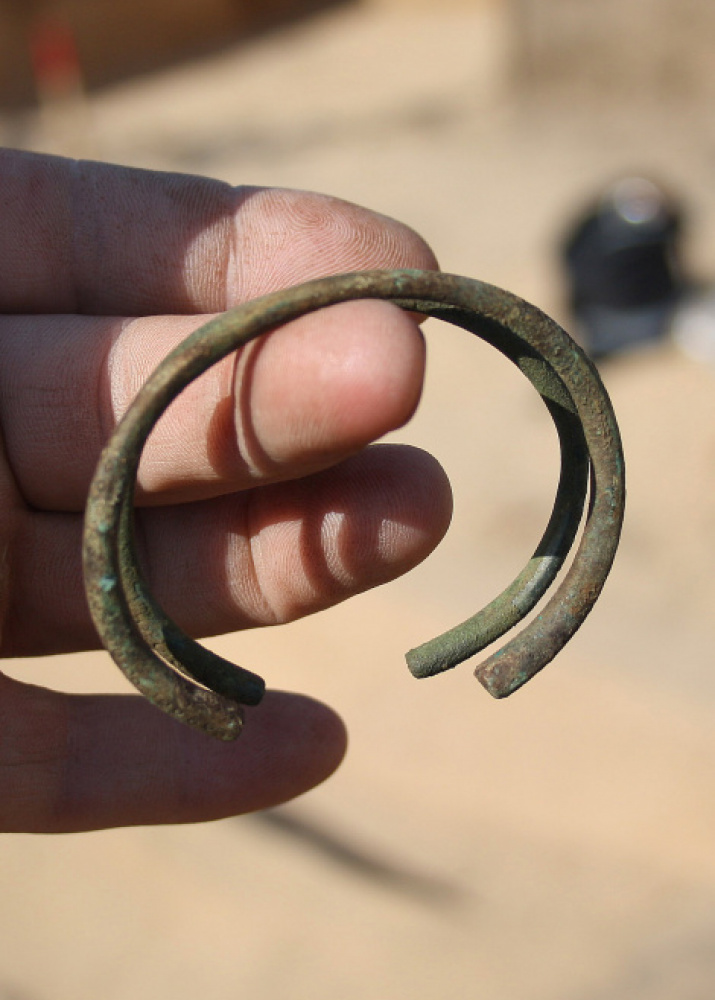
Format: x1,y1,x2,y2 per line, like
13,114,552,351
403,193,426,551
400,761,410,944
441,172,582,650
83,270,625,741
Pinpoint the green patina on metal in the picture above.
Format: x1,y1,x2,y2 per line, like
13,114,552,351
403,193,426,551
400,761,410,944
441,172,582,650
82,269,625,740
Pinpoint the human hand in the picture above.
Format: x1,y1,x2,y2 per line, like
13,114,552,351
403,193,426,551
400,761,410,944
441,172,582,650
0,150,452,832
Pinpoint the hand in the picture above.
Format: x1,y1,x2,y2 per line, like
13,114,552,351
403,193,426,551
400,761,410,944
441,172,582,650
0,149,452,832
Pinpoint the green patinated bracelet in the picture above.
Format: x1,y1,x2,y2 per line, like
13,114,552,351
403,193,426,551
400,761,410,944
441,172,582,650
83,269,625,741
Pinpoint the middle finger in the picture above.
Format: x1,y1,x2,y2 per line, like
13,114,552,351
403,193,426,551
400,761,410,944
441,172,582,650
0,300,425,511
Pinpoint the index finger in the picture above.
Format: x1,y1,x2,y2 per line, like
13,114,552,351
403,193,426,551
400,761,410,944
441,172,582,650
0,150,437,315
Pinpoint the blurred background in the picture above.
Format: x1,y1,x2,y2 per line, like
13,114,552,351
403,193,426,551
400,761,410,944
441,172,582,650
3,1,715,998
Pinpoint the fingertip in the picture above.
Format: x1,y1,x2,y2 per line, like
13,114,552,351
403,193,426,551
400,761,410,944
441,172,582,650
236,299,427,476
237,442,453,626
62,689,348,831
234,691,349,808
384,444,454,566
229,187,438,302
342,443,453,582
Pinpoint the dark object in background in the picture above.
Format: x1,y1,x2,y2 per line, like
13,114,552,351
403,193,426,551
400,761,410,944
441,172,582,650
562,177,685,360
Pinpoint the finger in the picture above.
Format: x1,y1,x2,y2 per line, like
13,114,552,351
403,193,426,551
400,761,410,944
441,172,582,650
0,151,437,314
4,445,452,657
0,673,347,833
0,300,426,510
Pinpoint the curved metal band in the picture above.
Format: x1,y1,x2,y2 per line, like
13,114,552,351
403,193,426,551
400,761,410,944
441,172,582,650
82,269,625,740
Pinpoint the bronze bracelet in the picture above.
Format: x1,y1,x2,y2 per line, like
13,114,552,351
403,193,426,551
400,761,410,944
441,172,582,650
83,270,625,740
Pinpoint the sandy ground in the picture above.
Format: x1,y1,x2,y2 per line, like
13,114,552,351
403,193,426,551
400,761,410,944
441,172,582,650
3,4,715,998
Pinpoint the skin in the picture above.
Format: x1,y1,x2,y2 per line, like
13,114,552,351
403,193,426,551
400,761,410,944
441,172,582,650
0,149,453,833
